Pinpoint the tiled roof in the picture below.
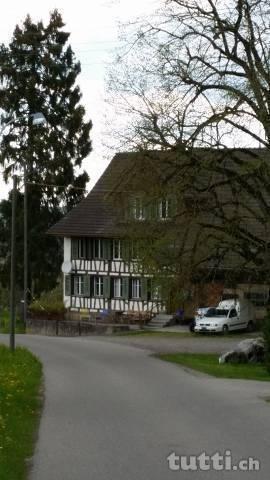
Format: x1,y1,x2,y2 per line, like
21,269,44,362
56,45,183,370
48,152,136,237
48,148,269,239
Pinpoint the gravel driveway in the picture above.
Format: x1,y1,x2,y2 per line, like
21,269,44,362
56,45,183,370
101,331,261,355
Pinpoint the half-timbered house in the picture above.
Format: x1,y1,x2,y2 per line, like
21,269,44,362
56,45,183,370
48,152,170,314
49,148,270,319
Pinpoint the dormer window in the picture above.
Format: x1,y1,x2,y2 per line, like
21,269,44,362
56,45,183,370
133,197,145,220
159,198,171,220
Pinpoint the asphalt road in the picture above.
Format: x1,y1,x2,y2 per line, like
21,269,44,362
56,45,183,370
1,334,270,480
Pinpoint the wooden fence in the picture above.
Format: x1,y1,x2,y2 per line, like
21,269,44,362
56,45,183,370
26,318,134,336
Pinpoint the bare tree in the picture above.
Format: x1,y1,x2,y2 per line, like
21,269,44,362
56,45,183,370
106,0,270,307
108,0,270,149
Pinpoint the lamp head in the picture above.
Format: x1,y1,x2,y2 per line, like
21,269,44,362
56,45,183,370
30,112,46,126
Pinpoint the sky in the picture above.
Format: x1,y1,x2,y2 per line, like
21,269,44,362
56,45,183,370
0,0,160,200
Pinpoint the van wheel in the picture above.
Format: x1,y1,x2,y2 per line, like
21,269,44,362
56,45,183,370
247,321,255,333
222,325,229,335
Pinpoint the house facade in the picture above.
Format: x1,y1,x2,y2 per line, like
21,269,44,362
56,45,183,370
49,152,171,315
49,149,270,319
62,236,163,313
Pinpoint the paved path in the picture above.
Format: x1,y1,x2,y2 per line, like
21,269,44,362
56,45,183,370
0,334,270,479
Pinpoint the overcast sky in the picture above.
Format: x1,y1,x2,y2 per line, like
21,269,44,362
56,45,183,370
0,0,160,200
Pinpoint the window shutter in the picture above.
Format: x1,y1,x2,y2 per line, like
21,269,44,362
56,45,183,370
103,276,111,298
125,200,132,220
65,275,71,296
103,239,111,260
87,238,92,259
151,201,159,220
168,195,177,218
122,277,129,299
83,275,91,297
122,239,130,261
71,238,78,259
141,277,148,301
145,201,152,221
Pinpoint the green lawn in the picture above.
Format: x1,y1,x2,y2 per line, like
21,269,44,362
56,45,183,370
158,353,270,381
0,310,25,334
0,345,43,480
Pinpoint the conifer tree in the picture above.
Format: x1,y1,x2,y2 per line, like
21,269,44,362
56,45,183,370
0,10,92,296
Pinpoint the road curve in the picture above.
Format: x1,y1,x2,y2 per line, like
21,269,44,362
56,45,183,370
1,334,270,480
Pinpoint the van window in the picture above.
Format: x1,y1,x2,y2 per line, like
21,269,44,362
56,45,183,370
205,308,229,317
222,294,239,301
229,309,237,318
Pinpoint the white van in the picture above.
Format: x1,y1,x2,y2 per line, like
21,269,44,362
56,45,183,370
194,299,255,334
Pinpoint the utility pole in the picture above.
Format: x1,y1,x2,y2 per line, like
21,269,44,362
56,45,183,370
1,112,46,346
23,163,28,326
10,174,17,351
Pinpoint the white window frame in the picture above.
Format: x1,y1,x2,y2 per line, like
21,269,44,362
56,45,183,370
74,275,85,296
159,199,170,220
113,240,122,260
94,276,104,297
114,277,123,298
93,239,104,259
133,198,145,220
131,278,141,299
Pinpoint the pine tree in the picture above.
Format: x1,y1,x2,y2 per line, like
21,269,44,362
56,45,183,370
0,10,92,296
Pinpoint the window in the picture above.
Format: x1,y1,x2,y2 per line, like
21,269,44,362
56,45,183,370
113,240,122,260
151,284,162,300
159,199,171,220
71,238,87,259
229,309,237,318
131,278,141,299
244,291,269,306
78,239,86,258
131,241,139,260
183,193,212,215
93,239,104,259
133,198,145,220
114,278,123,298
205,308,229,317
74,275,86,296
94,276,104,297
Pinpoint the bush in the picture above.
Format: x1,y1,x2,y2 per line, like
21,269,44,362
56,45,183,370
0,285,9,310
263,313,270,374
29,283,65,318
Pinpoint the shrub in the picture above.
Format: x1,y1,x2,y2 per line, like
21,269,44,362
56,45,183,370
263,313,270,374
29,283,65,318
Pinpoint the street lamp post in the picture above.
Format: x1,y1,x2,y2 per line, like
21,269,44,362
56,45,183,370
10,174,17,351
23,162,28,327
0,112,46,350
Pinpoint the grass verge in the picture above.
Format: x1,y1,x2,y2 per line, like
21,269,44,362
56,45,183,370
0,310,25,334
157,353,270,381
0,345,43,480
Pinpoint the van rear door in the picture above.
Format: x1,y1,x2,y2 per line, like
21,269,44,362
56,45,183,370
228,308,239,330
